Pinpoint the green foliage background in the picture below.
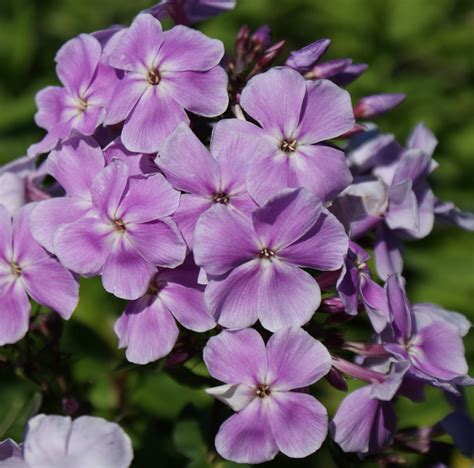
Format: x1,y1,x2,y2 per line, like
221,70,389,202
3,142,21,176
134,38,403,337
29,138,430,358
0,0,473,466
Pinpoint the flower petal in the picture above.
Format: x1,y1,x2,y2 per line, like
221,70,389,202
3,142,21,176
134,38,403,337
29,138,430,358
268,392,328,458
47,136,105,199
0,282,30,346
101,237,155,300
160,282,215,332
164,67,228,117
194,205,258,276
56,34,101,93
121,86,189,153
33,86,67,131
279,210,348,270
159,26,224,71
117,173,180,223
374,223,404,280
127,219,186,268
206,383,255,411
115,297,179,364
203,328,267,386
297,79,354,143
215,399,278,464
291,144,352,201
252,188,322,251
67,416,133,468
266,327,331,391
240,67,306,136
157,123,220,195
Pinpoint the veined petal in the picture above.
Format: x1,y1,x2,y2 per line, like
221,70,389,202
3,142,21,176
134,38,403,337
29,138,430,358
386,274,413,341
374,223,404,280
121,85,189,153
56,34,101,93
0,282,30,346
159,26,224,72
21,257,79,320
252,188,322,251
164,67,228,117
215,399,278,464
268,392,328,458
34,86,67,131
203,328,267,386
297,79,354,143
206,383,255,411
115,297,179,364
279,210,348,271
240,67,306,136
267,327,332,390
157,123,220,195
194,205,259,276
0,205,13,263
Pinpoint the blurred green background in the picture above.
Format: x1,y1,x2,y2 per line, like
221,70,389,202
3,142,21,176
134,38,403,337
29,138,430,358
0,0,473,466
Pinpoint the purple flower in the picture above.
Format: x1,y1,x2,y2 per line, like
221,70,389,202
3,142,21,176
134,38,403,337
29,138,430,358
0,414,133,467
52,160,186,300
216,67,354,205
0,205,78,346
104,13,228,153
148,0,236,24
354,93,406,119
30,136,106,254
28,34,119,157
331,385,396,454
194,188,348,331
336,241,389,332
115,258,215,364
382,275,470,388
204,327,332,463
157,122,258,247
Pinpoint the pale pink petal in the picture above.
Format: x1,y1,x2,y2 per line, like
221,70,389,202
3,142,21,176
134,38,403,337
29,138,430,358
279,211,348,270
240,67,306,136
115,297,179,364
34,86,67,131
215,399,278,464
101,237,155,300
203,328,267,386
164,67,228,117
297,79,354,143
268,392,328,458
266,327,332,390
0,282,30,346
121,86,189,153
21,257,79,319
206,384,255,411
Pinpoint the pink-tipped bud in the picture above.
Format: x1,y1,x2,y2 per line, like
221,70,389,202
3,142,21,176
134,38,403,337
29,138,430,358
354,93,406,119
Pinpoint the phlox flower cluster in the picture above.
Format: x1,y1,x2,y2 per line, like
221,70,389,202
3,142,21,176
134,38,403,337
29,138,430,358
0,0,473,465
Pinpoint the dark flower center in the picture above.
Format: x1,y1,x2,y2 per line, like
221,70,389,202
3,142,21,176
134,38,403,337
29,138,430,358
213,192,230,205
258,247,275,259
280,138,297,154
77,97,88,112
256,384,271,398
113,218,126,233
10,262,22,277
147,68,161,86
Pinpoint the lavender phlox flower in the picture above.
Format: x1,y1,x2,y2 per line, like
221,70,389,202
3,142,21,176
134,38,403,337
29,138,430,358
194,187,348,331
0,205,79,346
354,94,406,119
28,34,119,157
215,66,354,205
147,0,236,25
331,359,410,454
30,136,106,254
381,275,471,390
156,122,259,247
104,13,228,153
337,241,390,332
115,257,215,364
52,159,186,300
204,327,332,463
0,414,133,467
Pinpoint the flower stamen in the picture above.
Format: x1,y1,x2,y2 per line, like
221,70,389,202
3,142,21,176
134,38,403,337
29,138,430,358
77,97,88,112
213,192,230,205
10,262,22,277
280,138,297,154
113,218,126,233
147,68,161,86
258,247,275,259
256,384,271,398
